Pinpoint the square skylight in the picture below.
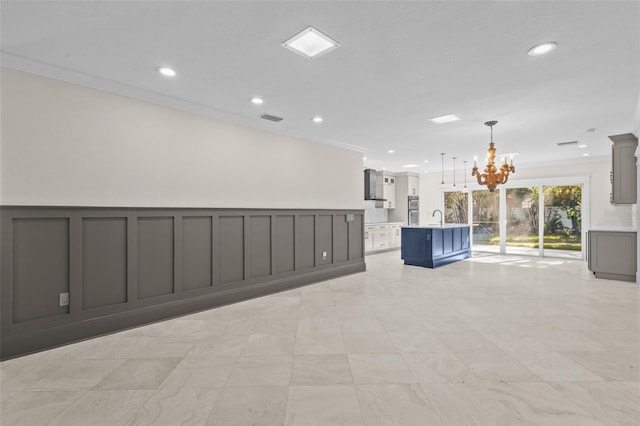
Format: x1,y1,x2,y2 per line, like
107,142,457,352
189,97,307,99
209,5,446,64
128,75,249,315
429,114,461,124
283,26,339,59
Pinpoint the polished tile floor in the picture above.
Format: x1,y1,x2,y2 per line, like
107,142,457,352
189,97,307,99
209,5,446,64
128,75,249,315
1,251,639,425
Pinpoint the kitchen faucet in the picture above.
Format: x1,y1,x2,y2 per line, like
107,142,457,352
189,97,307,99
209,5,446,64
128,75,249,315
432,209,443,226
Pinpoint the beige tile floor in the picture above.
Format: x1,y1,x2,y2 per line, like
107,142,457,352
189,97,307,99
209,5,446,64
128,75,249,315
1,251,639,425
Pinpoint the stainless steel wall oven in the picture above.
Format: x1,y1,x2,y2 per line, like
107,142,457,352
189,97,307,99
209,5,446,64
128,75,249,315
408,196,419,226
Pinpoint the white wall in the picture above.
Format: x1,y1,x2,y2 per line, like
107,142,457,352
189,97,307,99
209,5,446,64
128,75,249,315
0,69,362,209
419,158,635,229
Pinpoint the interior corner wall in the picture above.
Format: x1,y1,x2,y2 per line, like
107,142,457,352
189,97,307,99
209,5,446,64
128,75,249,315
0,68,362,209
418,159,633,229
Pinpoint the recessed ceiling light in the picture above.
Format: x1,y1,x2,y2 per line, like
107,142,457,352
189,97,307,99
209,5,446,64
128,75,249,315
528,42,557,56
387,150,395,154
363,157,367,160
429,114,461,124
578,144,588,148
423,160,429,163
402,164,419,168
312,116,323,123
583,153,591,156
250,97,264,105
156,66,176,77
283,26,340,59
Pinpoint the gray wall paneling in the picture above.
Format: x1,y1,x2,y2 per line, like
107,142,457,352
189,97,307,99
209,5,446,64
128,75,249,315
318,214,333,265
182,216,213,291
12,217,70,323
1,207,365,359
137,216,175,300
82,217,128,310
349,214,364,260
219,215,245,285
275,215,295,274
333,214,349,263
297,215,316,270
249,215,272,278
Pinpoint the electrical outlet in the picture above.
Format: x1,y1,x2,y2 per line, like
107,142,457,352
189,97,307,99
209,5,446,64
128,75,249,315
322,251,327,260
59,292,69,307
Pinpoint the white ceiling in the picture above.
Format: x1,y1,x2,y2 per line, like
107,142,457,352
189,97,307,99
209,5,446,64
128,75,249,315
2,1,639,173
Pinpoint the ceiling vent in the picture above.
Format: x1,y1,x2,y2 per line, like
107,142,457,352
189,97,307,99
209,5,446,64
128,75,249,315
556,141,578,147
260,114,283,122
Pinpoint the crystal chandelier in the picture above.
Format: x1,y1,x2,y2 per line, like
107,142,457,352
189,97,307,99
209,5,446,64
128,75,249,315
472,121,515,191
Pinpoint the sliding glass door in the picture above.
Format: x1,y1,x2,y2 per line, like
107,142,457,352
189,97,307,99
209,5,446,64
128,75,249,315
471,189,500,253
444,191,468,224
505,187,540,256
442,180,586,259
542,185,582,259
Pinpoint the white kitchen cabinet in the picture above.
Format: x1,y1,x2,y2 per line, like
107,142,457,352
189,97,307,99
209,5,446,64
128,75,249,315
364,225,375,251
364,222,403,253
388,172,420,225
375,173,396,209
408,175,419,196
390,224,401,247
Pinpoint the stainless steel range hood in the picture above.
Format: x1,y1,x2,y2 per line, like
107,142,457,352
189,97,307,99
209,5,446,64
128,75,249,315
364,169,386,201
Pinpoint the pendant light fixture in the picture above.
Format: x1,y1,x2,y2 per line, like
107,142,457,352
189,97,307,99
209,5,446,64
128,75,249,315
472,121,515,191
439,153,446,188
462,160,469,193
452,157,457,188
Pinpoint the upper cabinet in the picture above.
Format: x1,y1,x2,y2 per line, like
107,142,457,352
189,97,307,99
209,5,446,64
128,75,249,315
408,175,419,196
609,133,638,205
375,172,396,209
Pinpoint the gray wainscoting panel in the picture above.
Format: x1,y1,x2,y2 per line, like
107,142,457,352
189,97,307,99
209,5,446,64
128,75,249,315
182,216,213,290
219,215,245,284
297,215,315,269
275,215,295,273
12,218,70,323
349,214,364,260
333,215,349,263
82,217,127,310
137,217,175,299
1,207,365,359
250,215,272,278
318,215,333,265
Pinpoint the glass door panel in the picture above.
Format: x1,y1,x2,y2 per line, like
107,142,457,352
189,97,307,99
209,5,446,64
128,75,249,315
472,189,500,253
505,187,540,256
542,185,582,259
444,191,468,224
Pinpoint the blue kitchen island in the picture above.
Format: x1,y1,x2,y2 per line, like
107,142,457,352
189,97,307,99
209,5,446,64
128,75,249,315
401,225,471,268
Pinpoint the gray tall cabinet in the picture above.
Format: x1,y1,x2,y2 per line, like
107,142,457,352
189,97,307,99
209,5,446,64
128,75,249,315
609,133,638,204
587,133,638,282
